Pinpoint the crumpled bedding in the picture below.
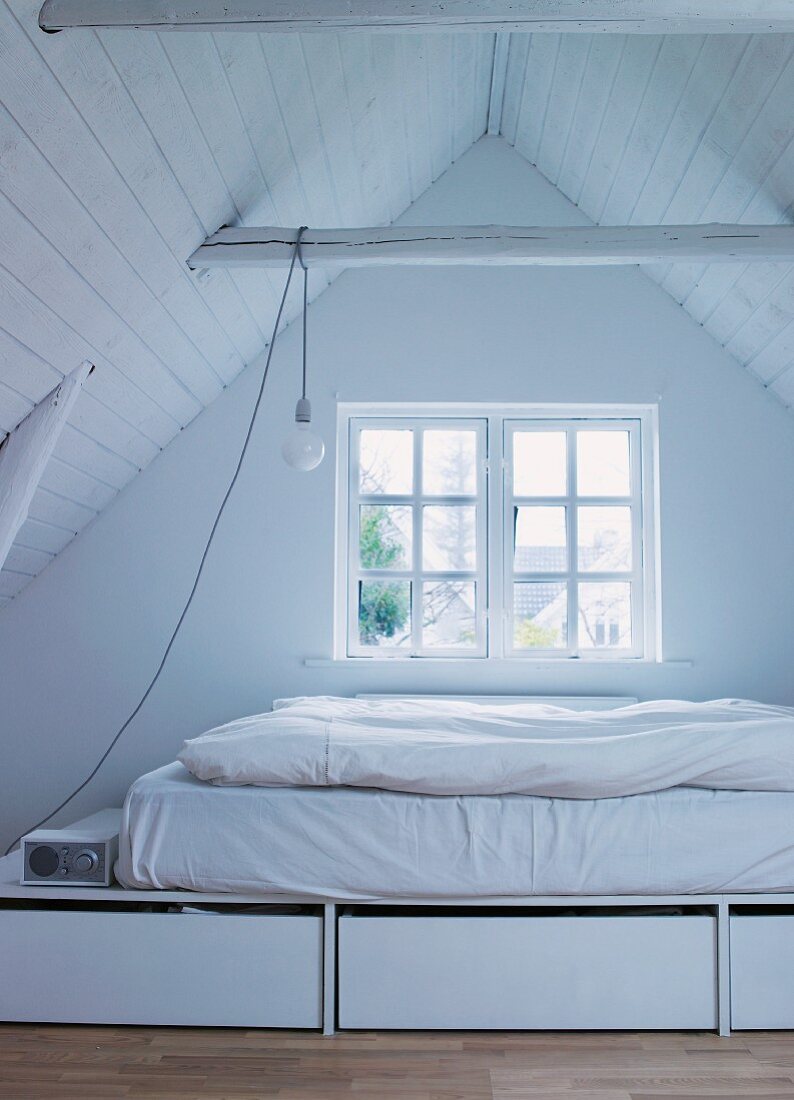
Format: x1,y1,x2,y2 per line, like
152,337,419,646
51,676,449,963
177,696,794,799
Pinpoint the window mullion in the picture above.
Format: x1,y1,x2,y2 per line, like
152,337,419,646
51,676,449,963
485,416,501,659
567,428,579,655
346,421,360,657
474,420,489,657
500,419,513,657
411,426,423,656
630,420,645,658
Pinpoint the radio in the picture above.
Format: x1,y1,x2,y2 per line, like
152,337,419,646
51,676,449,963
21,809,121,887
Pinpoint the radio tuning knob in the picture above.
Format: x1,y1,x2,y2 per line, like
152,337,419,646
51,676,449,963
73,849,99,874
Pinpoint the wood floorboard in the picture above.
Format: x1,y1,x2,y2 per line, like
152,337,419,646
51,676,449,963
2,1026,794,1098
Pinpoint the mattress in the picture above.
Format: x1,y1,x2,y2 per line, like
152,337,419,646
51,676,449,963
117,761,794,898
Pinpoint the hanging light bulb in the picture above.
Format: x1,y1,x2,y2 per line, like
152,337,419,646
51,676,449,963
282,396,325,471
282,228,325,472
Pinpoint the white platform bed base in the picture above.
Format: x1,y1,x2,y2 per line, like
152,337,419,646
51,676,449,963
2,852,793,1037
4,697,791,1036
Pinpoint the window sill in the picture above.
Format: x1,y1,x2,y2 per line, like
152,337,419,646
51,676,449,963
304,657,693,669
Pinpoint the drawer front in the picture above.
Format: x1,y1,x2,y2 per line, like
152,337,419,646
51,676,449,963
339,915,717,1030
731,915,794,1029
0,910,322,1027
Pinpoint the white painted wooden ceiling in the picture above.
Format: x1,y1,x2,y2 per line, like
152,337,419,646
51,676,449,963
0,2,492,606
500,32,794,407
2,18,794,608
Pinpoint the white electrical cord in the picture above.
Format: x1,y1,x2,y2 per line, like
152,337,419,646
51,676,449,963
4,228,308,857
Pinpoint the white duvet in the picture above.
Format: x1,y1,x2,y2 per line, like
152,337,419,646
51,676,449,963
177,696,794,799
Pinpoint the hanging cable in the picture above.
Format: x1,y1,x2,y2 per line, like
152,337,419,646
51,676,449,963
280,234,323,472
297,234,309,401
4,227,309,857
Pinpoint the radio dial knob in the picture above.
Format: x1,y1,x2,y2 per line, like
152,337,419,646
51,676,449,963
74,849,99,874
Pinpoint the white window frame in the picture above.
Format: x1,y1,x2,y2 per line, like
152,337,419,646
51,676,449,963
503,418,644,660
344,416,488,658
335,403,660,662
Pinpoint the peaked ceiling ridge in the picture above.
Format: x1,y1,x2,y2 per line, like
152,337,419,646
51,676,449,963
8,21,794,611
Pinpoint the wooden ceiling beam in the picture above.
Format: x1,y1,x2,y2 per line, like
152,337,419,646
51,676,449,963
38,0,794,34
188,224,794,270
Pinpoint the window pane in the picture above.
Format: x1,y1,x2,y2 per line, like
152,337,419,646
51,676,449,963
514,506,567,573
513,582,567,649
513,431,567,496
359,505,411,570
358,581,411,648
423,505,477,570
578,506,632,572
423,429,477,495
359,429,413,494
423,581,476,648
578,582,632,649
577,430,630,496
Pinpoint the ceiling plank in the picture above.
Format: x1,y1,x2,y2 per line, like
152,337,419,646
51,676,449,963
14,516,75,555
0,360,90,572
189,223,794,269
3,543,55,576
38,0,794,34
487,33,510,136
1,0,248,384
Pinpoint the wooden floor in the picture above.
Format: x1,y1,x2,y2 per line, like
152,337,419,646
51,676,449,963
2,1027,794,1099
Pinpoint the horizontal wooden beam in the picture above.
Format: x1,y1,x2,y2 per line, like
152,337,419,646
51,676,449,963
0,361,92,574
187,224,794,270
38,0,794,34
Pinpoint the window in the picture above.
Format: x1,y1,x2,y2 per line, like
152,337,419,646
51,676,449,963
505,420,644,658
345,418,487,657
337,406,658,661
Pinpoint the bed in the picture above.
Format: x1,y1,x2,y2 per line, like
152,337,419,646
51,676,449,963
117,693,794,898
8,695,794,1032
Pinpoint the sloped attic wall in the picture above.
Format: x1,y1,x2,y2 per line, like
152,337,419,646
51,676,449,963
2,136,794,849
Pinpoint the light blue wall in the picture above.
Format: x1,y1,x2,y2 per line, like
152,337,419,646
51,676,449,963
2,137,794,848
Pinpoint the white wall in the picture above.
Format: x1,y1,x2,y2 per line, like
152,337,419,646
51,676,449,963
2,136,794,849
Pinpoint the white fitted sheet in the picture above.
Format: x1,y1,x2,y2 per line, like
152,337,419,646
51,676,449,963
117,762,794,898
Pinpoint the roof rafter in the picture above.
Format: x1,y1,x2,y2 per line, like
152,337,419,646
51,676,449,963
38,0,794,34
